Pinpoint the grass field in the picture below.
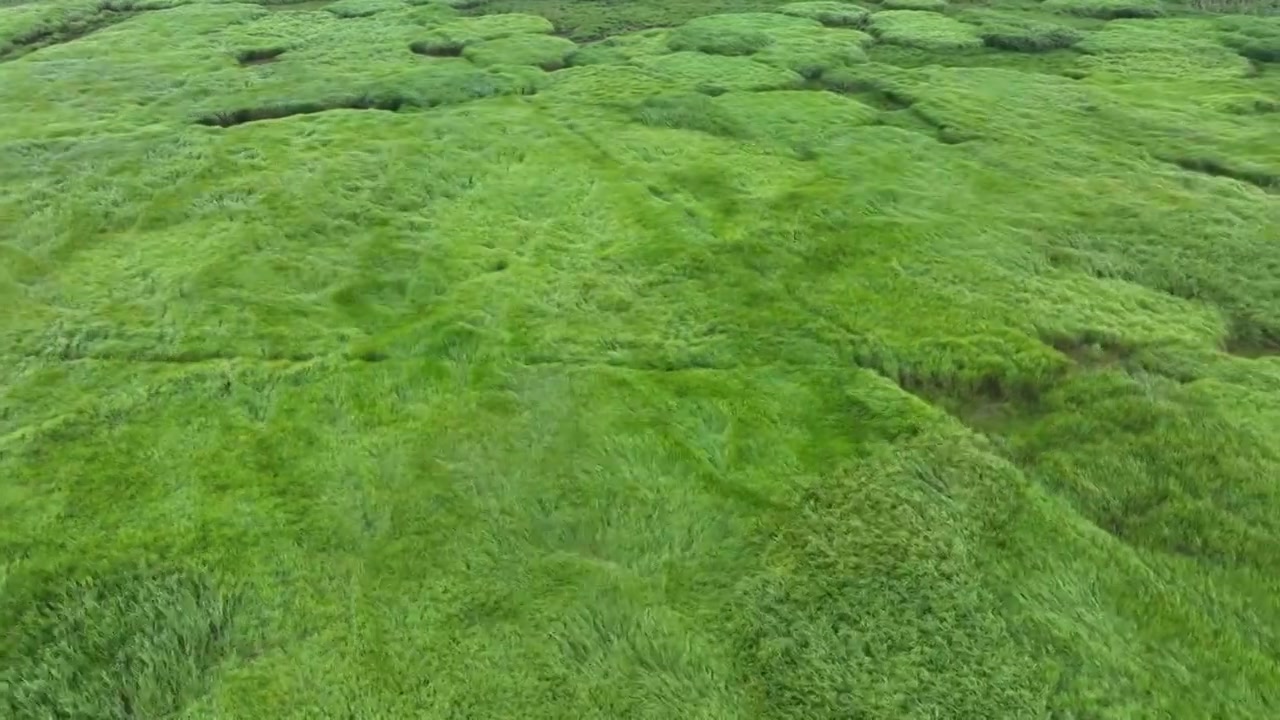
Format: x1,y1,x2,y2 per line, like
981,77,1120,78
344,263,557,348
1,0,1279,716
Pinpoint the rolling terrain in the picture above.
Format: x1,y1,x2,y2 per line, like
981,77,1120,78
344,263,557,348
1,0,1279,716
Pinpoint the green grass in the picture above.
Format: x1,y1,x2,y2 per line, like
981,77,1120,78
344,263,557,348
869,9,985,50
2,0,1280,718
777,0,871,27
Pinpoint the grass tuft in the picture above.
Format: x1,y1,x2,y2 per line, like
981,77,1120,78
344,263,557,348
776,1,871,27
959,10,1084,52
1043,0,1166,19
869,9,984,50
0,568,248,719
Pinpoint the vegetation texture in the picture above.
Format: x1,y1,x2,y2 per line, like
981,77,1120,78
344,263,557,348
1,0,1279,717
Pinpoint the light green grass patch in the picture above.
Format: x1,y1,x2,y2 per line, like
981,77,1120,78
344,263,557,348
464,32,577,69
776,0,870,27
567,27,671,65
713,89,880,148
541,63,672,104
1073,19,1252,80
411,11,553,54
958,9,1084,52
633,50,803,93
666,11,820,56
870,9,983,50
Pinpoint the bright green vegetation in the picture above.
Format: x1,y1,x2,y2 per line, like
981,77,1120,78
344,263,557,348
869,8,984,49
1,0,1279,717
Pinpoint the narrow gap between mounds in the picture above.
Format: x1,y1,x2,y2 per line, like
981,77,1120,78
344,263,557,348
409,40,465,57
1166,156,1279,193
0,9,135,62
805,77,976,144
1224,318,1280,359
236,47,287,66
196,96,407,127
1040,331,1137,371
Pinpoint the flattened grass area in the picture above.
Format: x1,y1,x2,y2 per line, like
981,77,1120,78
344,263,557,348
2,0,1280,717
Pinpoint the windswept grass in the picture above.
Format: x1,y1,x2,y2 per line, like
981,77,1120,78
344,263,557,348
2,0,1279,718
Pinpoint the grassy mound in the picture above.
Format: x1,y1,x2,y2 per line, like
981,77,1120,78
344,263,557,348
959,10,1084,52
882,0,948,10
1217,15,1280,63
324,0,405,18
869,10,983,50
463,33,578,69
753,26,872,77
666,12,820,55
776,0,871,27
1043,0,1166,19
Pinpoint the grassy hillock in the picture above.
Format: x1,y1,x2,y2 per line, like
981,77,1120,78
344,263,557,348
1,0,1279,717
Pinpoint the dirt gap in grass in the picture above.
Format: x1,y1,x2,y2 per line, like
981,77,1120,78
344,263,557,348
0,9,136,62
196,96,408,127
236,47,287,66
1165,156,1280,193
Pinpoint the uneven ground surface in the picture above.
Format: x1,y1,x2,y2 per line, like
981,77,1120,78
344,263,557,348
1,0,1279,717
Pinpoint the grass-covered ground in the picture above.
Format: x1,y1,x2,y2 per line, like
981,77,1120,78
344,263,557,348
1,0,1279,716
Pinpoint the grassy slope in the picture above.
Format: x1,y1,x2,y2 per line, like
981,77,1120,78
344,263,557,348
1,0,1279,717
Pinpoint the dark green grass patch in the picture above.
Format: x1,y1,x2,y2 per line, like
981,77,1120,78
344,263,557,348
882,0,948,10
0,567,250,719
235,45,287,65
960,10,1084,52
1044,0,1166,18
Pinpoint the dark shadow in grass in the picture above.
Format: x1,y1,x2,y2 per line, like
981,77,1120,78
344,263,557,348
1041,331,1136,371
409,39,465,57
1165,156,1279,193
1224,319,1280,359
236,47,287,66
809,72,976,143
196,95,406,127
0,567,249,719
0,8,134,62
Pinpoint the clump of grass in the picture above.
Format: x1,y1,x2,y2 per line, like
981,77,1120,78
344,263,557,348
633,92,744,136
0,0,127,59
565,28,671,65
410,12,554,52
776,1,871,28
463,33,578,70
633,50,804,93
0,568,247,719
882,0,948,10
868,10,983,50
753,26,871,78
959,10,1084,52
1217,16,1280,63
666,12,819,56
324,0,405,18
1188,0,1279,12
1043,0,1166,19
